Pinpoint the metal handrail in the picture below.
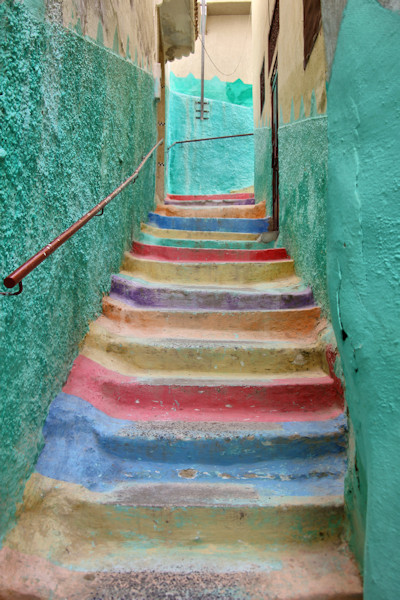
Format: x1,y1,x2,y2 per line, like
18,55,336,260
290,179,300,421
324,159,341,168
1,139,163,295
167,132,253,152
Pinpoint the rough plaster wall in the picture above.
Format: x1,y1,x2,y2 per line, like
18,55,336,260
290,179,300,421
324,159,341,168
0,0,156,540
327,0,400,596
254,126,272,212
62,0,156,67
167,91,254,195
278,115,329,314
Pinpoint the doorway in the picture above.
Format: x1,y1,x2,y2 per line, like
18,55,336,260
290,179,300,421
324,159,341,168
271,59,279,231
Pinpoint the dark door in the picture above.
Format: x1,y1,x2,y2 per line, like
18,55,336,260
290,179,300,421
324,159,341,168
271,60,279,230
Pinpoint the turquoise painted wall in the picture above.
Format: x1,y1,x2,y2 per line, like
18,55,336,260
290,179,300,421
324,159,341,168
167,75,254,195
170,73,253,107
0,0,157,540
327,0,400,597
254,101,329,314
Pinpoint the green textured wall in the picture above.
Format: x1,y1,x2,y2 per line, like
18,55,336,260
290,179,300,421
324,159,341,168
0,0,156,540
279,114,329,313
170,73,253,107
167,75,254,195
254,102,329,314
327,0,400,596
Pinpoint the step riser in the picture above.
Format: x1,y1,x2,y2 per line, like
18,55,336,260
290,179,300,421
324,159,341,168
122,254,295,285
166,193,255,201
111,276,313,311
148,213,271,233
156,201,266,219
141,223,261,241
64,357,344,423
131,241,288,263
6,475,345,570
164,198,255,206
102,298,321,340
83,326,324,376
36,395,346,492
138,233,270,249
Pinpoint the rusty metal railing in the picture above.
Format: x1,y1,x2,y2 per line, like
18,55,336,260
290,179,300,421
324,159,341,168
167,132,253,153
1,139,163,296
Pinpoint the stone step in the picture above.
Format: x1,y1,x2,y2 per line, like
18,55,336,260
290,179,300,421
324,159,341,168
166,192,255,201
102,297,321,340
35,393,346,494
141,222,262,240
155,201,266,219
121,253,295,285
147,212,272,233
110,274,313,310
82,321,325,377
164,197,255,206
131,241,286,262
5,472,346,572
64,355,344,423
0,545,363,600
138,231,271,249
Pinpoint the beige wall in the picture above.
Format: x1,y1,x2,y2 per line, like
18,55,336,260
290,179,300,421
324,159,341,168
171,12,252,84
63,0,159,69
252,0,327,126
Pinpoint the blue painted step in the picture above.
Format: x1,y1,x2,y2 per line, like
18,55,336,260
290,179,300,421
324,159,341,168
147,212,271,233
36,394,346,494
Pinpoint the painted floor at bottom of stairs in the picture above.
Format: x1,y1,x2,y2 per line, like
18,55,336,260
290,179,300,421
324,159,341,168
0,194,362,599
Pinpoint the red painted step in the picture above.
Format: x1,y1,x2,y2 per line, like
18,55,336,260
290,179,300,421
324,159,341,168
131,241,289,263
64,355,344,423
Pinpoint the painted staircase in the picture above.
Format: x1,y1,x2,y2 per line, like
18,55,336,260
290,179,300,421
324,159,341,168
0,194,362,599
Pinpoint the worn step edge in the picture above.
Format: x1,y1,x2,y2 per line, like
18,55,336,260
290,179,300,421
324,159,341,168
110,274,313,311
121,253,295,286
155,201,266,219
147,213,272,233
141,223,262,241
102,297,321,340
63,355,343,423
0,545,363,600
131,241,288,263
138,232,272,249
82,322,325,377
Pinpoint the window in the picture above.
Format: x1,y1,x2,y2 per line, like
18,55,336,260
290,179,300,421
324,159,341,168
303,0,322,69
260,59,265,116
268,0,279,72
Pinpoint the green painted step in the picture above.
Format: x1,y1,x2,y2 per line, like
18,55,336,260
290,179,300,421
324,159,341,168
138,232,275,250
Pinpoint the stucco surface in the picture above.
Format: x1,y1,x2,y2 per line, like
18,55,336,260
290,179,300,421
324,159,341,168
327,0,400,596
254,126,272,213
278,115,329,315
0,0,156,540
167,91,254,195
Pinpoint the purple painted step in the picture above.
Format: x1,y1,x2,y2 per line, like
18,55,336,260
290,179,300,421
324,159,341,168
110,275,316,311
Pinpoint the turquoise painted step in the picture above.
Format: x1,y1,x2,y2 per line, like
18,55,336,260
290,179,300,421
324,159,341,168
36,394,346,494
148,212,271,233
138,232,274,250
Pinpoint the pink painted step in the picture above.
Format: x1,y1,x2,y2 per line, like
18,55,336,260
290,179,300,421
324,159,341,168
64,355,344,423
131,241,289,263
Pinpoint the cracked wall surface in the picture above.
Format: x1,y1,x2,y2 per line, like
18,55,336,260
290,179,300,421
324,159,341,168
0,0,157,541
326,0,400,596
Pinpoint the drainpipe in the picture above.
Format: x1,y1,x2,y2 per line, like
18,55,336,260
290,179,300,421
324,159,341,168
200,0,207,120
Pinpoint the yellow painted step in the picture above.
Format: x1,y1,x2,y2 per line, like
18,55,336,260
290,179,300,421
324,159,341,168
121,253,295,286
82,321,324,377
141,223,261,241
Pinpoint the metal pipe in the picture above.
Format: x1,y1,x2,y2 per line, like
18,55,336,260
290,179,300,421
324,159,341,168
167,132,253,152
3,139,163,290
200,0,207,120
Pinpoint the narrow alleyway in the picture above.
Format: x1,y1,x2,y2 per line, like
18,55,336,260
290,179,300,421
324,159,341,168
2,194,362,598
